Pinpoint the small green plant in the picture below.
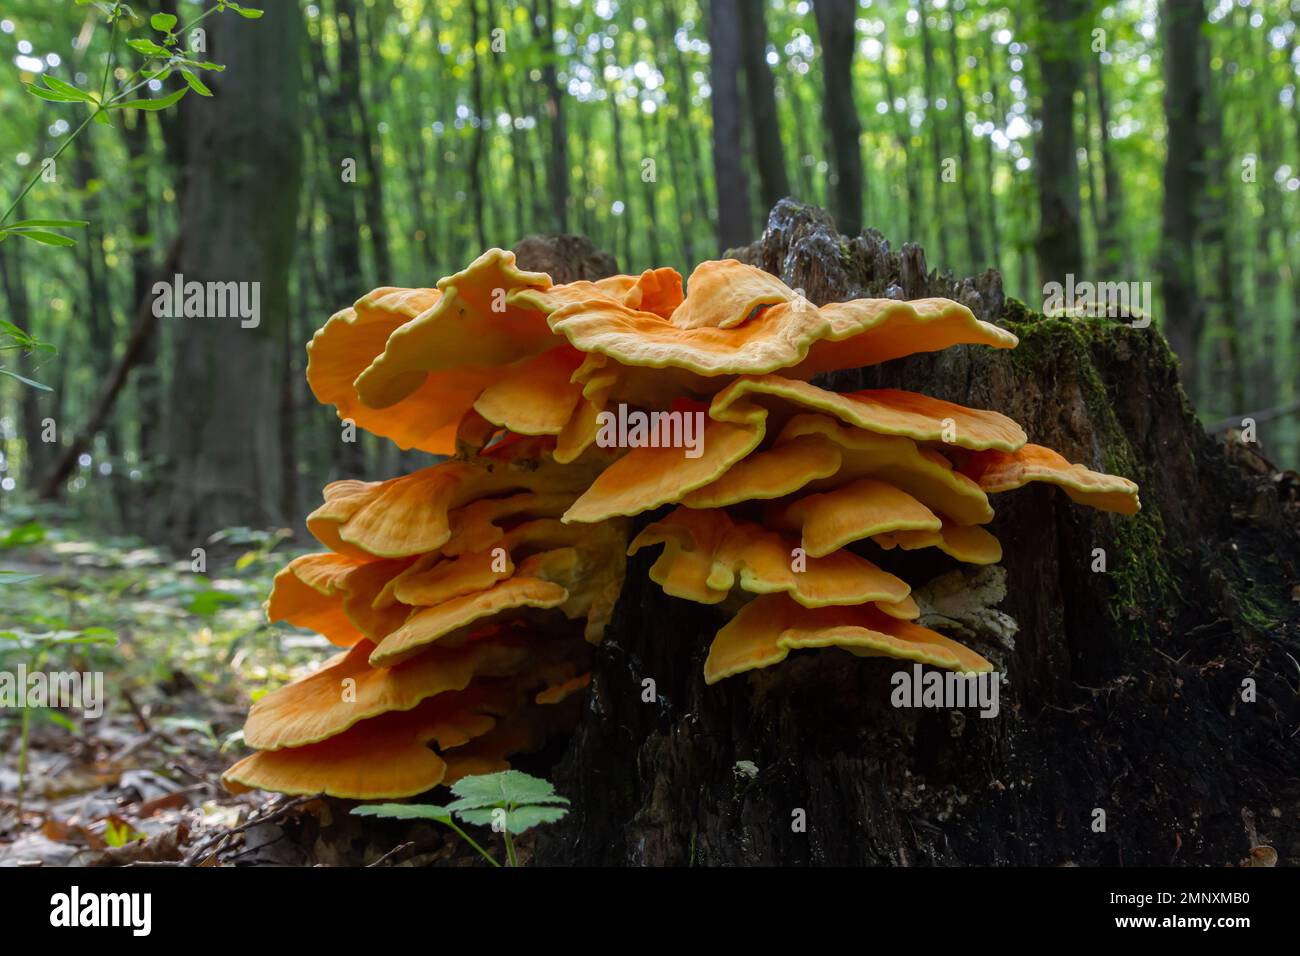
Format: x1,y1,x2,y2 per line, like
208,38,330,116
1,0,263,248
353,770,571,867
0,320,57,392
0,626,117,814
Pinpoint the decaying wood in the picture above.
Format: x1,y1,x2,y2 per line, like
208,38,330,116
525,200,1300,866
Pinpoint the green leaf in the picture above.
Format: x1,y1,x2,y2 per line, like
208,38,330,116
455,804,569,834
112,86,187,111
0,319,36,346
447,770,569,812
26,85,83,103
186,588,239,615
150,12,178,31
0,367,52,391
0,570,40,587
2,522,45,547
41,75,96,102
352,803,453,823
35,708,79,734
93,110,114,126
228,4,265,18
8,229,77,247
126,38,172,57
3,219,89,230
181,70,212,96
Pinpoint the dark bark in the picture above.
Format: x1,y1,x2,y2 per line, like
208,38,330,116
1158,0,1207,396
708,0,753,252
738,0,790,211
532,200,1300,866
153,5,303,547
1034,0,1086,291
811,0,863,237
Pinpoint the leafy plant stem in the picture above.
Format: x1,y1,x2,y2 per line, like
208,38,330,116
446,820,501,867
16,703,30,817
0,2,225,229
502,816,519,868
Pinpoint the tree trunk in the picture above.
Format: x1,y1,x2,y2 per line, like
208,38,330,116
708,0,753,252
532,200,1300,866
811,0,863,238
917,0,950,269
739,0,790,211
531,0,568,233
1034,0,1085,291
0,238,49,485
155,5,303,548
946,21,985,270
1092,59,1124,274
467,0,488,250
1159,0,1206,398
346,0,394,281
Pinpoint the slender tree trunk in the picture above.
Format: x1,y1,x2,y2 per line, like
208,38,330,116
1034,0,1086,291
531,0,568,232
467,0,488,249
811,0,863,237
154,5,303,547
1199,12,1243,416
946,22,985,269
119,111,165,521
739,0,790,210
880,28,917,244
0,239,48,485
636,96,663,267
348,0,393,281
980,33,1003,269
660,6,710,250
1159,0,1207,395
708,0,753,251
1092,59,1124,274
917,1,950,267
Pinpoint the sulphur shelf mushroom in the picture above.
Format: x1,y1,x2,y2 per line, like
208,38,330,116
225,249,1139,800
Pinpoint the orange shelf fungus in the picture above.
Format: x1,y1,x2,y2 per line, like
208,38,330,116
227,248,1140,800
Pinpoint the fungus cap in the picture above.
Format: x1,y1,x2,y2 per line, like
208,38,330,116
958,443,1141,515
703,593,993,684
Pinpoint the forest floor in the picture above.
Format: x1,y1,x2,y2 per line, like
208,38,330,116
0,502,338,866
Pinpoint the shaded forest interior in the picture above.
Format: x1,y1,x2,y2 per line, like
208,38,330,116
0,0,1297,548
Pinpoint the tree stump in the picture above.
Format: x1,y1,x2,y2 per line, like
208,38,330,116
526,200,1300,866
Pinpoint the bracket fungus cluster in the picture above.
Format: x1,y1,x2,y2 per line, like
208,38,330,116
225,250,1139,800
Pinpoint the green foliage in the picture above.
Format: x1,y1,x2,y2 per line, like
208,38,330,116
353,770,570,866
0,0,260,247
446,769,571,834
